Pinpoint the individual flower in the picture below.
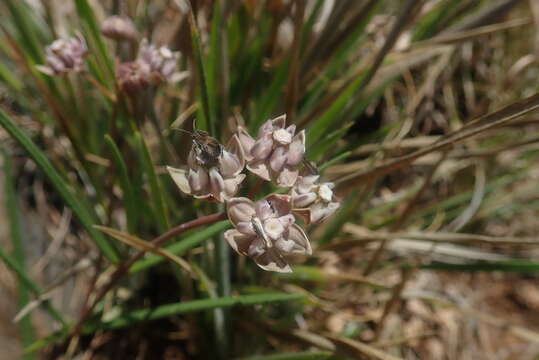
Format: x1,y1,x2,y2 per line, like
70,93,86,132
224,194,311,273
237,114,305,187
167,134,246,202
116,61,151,95
101,16,139,42
137,39,181,82
291,174,340,224
36,35,88,75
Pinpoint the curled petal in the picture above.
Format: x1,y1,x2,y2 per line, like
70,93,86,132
285,224,312,255
223,174,245,199
223,134,245,175
224,229,255,256
226,197,256,225
253,247,292,273
167,166,192,195
292,192,317,208
266,194,292,217
251,134,273,161
247,161,271,181
220,150,242,177
269,146,287,173
277,166,298,187
286,124,296,135
270,114,287,130
237,127,255,160
287,130,305,166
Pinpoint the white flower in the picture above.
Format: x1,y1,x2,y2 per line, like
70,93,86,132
224,194,311,273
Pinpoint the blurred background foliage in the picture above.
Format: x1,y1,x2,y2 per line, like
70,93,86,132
2,0,539,358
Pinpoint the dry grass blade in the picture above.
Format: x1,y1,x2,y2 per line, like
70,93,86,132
343,224,539,245
94,226,193,274
323,334,404,360
337,92,539,189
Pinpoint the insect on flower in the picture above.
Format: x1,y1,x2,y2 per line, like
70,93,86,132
167,123,246,203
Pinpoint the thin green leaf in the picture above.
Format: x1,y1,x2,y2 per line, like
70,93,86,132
422,260,539,273
104,135,137,233
0,109,119,263
135,131,169,232
92,293,304,330
2,153,35,357
129,220,231,273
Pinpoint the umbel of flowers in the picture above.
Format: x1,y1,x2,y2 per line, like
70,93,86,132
37,16,183,95
167,115,340,273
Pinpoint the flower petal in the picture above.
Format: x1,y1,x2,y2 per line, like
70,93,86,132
266,194,292,217
247,161,271,181
292,192,317,208
310,202,340,224
224,229,255,256
285,224,312,255
251,134,274,161
269,146,287,173
237,127,255,161
270,114,287,130
255,200,273,220
263,218,285,240
273,128,292,145
188,166,210,193
236,221,256,236
287,130,305,166
209,167,225,201
226,197,256,225
253,248,292,273
277,166,298,187
223,134,245,176
167,166,192,195
223,174,245,200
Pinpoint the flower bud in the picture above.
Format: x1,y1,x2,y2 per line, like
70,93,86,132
117,61,151,95
137,39,180,81
101,16,138,42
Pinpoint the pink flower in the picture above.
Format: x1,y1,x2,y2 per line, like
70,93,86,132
101,16,138,42
117,61,151,95
167,135,245,203
137,39,181,82
237,114,305,187
291,175,340,224
37,35,88,75
224,194,311,273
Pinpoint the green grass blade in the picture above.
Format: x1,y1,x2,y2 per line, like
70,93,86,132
92,293,304,330
4,0,45,64
2,153,35,357
0,109,119,263
0,60,23,91
188,8,212,132
238,351,333,360
73,0,114,83
129,220,231,273
104,135,137,233
134,132,169,232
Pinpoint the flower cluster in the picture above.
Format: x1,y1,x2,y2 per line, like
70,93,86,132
37,34,88,76
168,115,340,273
37,16,182,95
